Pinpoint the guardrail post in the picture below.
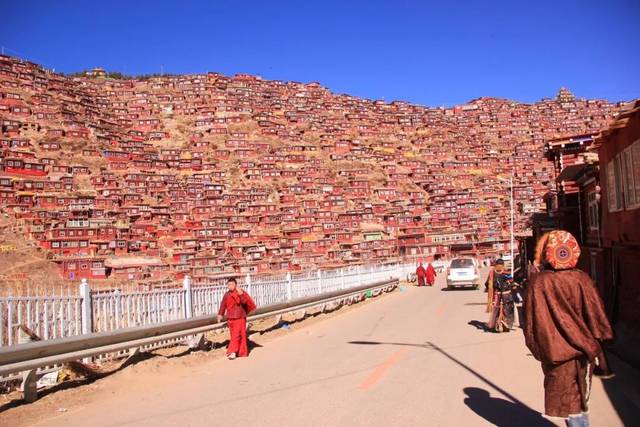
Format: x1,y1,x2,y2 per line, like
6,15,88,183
18,328,38,402
7,302,14,345
79,279,92,335
245,273,252,297
183,275,193,319
79,279,92,363
317,270,323,294
286,272,292,301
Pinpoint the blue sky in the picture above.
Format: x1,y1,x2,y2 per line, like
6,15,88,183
2,1,639,106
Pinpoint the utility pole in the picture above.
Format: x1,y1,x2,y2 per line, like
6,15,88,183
510,174,514,278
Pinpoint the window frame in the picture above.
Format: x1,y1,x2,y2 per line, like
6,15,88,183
587,190,599,231
607,157,624,212
623,138,640,210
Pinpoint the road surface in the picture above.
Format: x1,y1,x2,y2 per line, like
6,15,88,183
6,271,639,426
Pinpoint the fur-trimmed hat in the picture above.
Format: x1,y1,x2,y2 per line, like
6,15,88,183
542,230,581,270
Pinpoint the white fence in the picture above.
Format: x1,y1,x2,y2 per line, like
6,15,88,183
0,262,414,347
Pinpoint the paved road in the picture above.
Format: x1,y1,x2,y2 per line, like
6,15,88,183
24,272,639,426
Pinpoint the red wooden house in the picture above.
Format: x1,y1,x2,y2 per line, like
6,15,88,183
595,100,640,365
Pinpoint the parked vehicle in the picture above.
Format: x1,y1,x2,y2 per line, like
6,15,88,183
446,258,480,290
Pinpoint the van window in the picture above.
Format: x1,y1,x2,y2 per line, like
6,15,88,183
450,259,474,268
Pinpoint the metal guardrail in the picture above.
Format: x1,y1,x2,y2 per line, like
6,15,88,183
0,278,398,379
0,262,413,347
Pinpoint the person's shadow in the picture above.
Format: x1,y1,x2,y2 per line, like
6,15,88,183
463,387,555,426
468,320,488,331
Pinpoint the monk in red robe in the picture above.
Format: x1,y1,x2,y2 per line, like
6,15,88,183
425,262,437,286
524,231,613,426
217,277,257,359
416,263,426,286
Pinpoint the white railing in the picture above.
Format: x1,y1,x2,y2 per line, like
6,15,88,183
0,295,83,346
0,261,415,347
92,288,188,333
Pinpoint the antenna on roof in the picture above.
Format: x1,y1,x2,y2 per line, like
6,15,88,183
160,65,164,77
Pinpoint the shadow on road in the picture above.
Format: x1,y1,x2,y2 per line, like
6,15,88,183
0,352,157,413
463,387,554,427
599,354,640,426
348,340,552,425
468,320,488,331
215,339,263,355
0,339,264,413
248,340,263,353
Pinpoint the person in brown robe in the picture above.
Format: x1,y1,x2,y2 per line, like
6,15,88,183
524,231,613,427
485,259,506,313
485,259,515,332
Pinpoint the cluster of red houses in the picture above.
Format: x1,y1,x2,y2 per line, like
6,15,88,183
0,54,624,286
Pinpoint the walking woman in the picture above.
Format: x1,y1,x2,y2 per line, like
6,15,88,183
217,278,257,359
524,230,613,427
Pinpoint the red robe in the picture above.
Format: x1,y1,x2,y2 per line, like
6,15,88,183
218,290,257,357
416,266,426,286
425,264,437,286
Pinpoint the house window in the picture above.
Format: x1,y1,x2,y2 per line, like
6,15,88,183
606,157,624,212
51,241,60,248
608,139,640,212
623,139,640,210
67,263,76,270
587,191,599,231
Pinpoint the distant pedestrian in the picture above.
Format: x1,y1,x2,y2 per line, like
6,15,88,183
425,262,437,286
416,262,426,286
217,278,257,359
524,231,613,427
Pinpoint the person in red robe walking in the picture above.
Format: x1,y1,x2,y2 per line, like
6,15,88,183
217,278,257,359
416,262,426,286
425,262,437,286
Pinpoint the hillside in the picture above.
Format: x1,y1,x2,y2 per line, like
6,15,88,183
0,55,623,286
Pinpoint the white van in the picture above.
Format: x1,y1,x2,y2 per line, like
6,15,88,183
446,258,480,290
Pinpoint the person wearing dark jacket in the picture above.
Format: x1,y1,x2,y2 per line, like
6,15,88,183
524,230,613,427
485,259,514,332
